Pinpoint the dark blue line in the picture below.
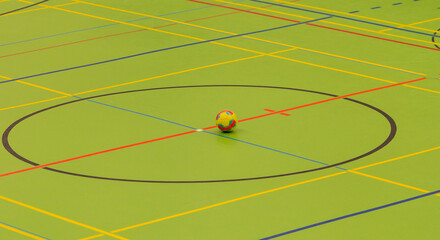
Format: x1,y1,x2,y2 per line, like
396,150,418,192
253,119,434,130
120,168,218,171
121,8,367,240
0,16,331,84
348,10,359,14
370,6,381,10
260,189,440,239
0,221,51,240
251,0,440,38
0,0,247,47
392,2,403,5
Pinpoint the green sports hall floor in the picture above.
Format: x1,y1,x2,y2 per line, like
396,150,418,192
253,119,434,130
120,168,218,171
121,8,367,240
0,0,439,239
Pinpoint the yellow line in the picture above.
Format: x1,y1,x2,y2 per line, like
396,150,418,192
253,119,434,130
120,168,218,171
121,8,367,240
15,80,72,96
410,17,440,26
0,195,128,240
349,170,440,197
60,0,438,92
77,0,426,77
0,72,71,96
379,17,440,33
80,172,347,240
216,0,437,46
274,0,436,33
2,1,78,17
73,54,270,95
0,49,294,112
354,146,440,170
0,222,45,240
82,145,440,239
0,96,68,111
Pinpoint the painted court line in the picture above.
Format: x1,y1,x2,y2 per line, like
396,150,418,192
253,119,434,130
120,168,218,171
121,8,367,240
261,189,440,239
0,195,128,240
0,0,299,59
0,0,246,47
0,221,50,240
0,1,425,80
4,1,436,101
81,0,427,78
78,96,330,168
275,0,437,33
215,0,437,47
82,144,440,240
11,0,437,92
250,0,440,38
0,17,328,84
0,0,48,16
81,172,347,240
195,0,440,52
0,77,425,178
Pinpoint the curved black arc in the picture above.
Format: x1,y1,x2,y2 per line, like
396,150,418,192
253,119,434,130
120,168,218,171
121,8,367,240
2,85,397,183
0,0,49,17
433,28,440,49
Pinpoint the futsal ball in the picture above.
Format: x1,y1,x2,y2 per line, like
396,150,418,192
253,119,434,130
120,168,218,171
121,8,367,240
216,110,238,132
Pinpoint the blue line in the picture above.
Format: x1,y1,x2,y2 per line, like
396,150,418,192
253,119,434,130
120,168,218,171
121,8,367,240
74,95,344,169
0,16,331,84
370,6,381,10
260,189,440,239
392,2,403,5
202,131,345,169
0,0,247,48
0,23,119,47
74,96,197,130
348,10,359,14
0,221,51,240
251,0,440,38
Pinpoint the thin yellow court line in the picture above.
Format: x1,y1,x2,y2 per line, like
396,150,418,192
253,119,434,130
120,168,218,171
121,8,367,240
0,222,46,240
274,0,436,33
0,195,129,240
76,0,426,77
0,49,296,112
82,144,440,240
410,17,440,26
354,146,440,170
348,170,440,196
380,17,440,33
216,0,437,46
0,96,68,111
16,80,72,96
0,74,72,96
80,172,347,240
56,0,438,94
2,1,79,17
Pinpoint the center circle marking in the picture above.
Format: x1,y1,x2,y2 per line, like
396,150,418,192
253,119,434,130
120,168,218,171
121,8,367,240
2,85,396,183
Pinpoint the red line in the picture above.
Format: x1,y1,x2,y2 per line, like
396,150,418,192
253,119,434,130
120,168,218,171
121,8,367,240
264,109,290,116
0,0,300,59
0,130,196,177
242,77,426,122
0,77,426,178
188,0,440,52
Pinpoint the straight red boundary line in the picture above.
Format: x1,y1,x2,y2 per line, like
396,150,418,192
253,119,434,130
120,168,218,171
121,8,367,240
188,0,440,52
0,77,425,177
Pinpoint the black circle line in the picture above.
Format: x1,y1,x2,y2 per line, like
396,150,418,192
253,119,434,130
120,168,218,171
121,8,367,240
2,85,397,183
432,28,440,50
0,0,49,17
